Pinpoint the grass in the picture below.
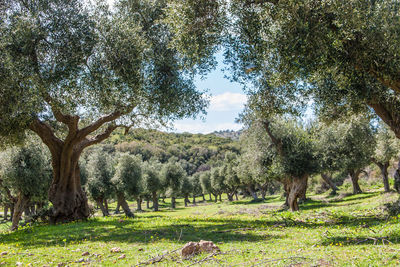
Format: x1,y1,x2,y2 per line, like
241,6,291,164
0,190,400,266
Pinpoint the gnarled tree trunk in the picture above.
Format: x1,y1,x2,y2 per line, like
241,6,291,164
247,185,258,200
192,195,196,205
349,169,363,194
11,194,29,231
321,173,338,195
95,197,109,217
152,191,159,211
284,175,308,211
29,110,124,223
117,192,134,218
372,160,390,193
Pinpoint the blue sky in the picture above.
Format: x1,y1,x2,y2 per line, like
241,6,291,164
103,0,247,134
172,56,247,134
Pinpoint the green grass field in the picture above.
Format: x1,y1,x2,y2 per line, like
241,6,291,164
0,191,400,266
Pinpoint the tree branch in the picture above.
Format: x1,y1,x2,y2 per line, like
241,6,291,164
76,110,123,140
367,101,400,139
78,124,119,151
262,120,283,156
29,118,63,155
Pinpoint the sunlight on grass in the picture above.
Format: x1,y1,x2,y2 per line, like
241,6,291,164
0,191,399,266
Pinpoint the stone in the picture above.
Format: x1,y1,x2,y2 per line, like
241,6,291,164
181,240,220,259
118,254,126,260
81,252,90,256
0,252,7,256
110,247,121,253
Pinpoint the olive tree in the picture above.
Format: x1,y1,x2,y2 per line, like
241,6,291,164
0,0,207,222
200,171,215,201
180,176,193,207
371,123,398,192
0,143,51,230
86,151,114,216
219,152,241,201
142,160,162,211
112,154,142,218
161,162,185,209
316,117,375,194
190,173,203,204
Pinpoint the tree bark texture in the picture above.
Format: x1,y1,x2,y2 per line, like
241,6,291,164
117,192,133,218
349,169,363,194
95,198,109,217
321,173,338,195
29,110,123,223
152,191,159,211
192,195,196,205
11,194,29,231
146,199,150,209
283,176,308,211
247,185,258,200
372,160,391,193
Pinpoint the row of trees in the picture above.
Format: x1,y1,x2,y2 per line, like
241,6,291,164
2,115,398,230
239,111,400,211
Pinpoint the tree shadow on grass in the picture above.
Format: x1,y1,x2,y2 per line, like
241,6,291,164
320,231,400,246
0,215,282,248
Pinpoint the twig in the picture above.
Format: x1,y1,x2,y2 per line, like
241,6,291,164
135,248,181,266
355,237,392,245
178,229,183,242
185,251,223,267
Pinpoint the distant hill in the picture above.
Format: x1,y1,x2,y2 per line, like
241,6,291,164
212,129,242,140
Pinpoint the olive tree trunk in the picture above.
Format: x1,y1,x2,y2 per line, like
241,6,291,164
247,185,258,200
349,169,363,194
152,191,159,211
104,199,109,213
3,205,8,221
30,111,123,223
171,197,176,209
117,192,134,218
283,176,308,211
96,198,109,217
11,194,29,231
114,202,121,214
321,173,338,195
136,197,143,211
192,195,196,205
372,160,390,193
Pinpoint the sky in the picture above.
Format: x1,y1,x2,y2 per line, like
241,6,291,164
103,0,247,134
172,55,248,134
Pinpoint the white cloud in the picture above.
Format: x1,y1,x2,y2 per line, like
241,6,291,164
209,92,247,112
173,122,243,134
